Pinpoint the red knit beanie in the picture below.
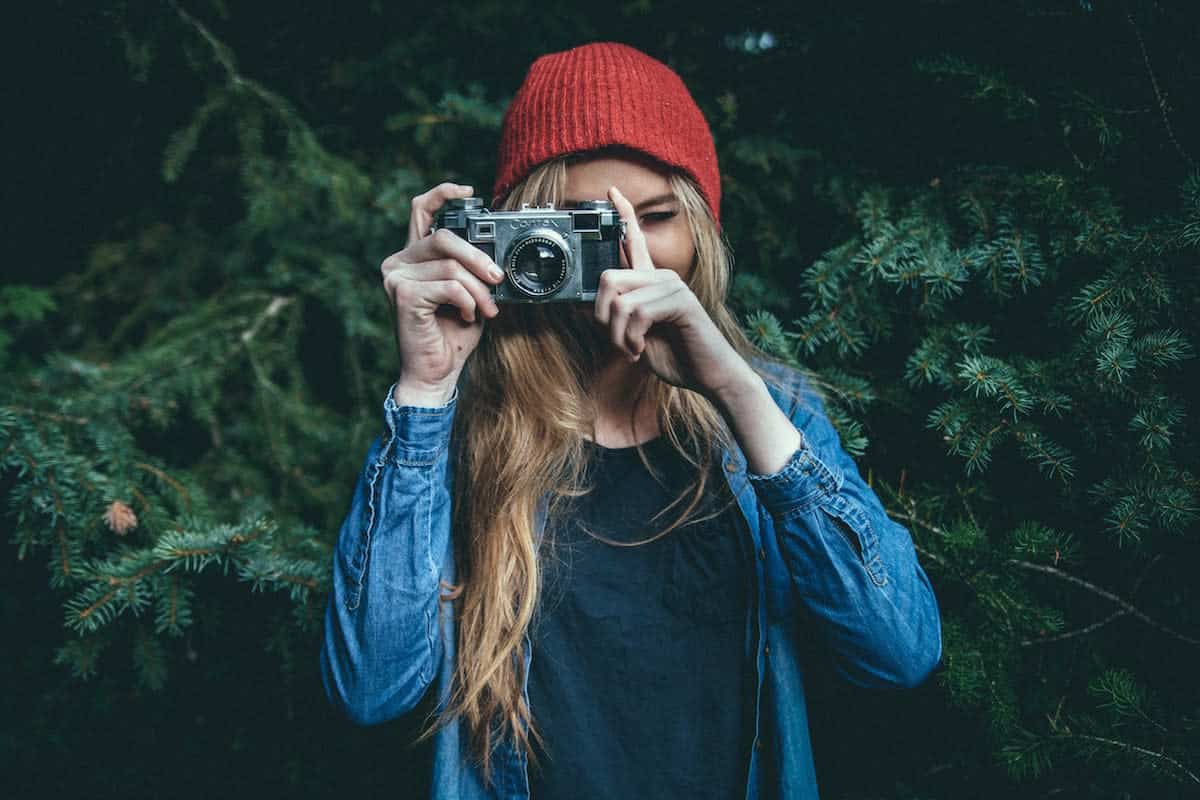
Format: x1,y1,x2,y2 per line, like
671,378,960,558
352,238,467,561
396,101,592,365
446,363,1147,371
493,42,722,225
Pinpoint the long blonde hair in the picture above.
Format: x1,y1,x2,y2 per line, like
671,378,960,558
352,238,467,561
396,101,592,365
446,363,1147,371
413,148,796,785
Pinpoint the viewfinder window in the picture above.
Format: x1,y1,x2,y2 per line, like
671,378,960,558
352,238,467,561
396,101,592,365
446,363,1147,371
572,213,600,232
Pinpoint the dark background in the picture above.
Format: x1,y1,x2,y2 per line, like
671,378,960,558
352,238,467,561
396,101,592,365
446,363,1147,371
10,2,1196,290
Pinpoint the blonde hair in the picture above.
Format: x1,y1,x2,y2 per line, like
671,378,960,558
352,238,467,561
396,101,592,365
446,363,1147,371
412,149,800,786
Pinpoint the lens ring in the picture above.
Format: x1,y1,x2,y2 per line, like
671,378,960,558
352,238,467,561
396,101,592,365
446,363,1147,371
505,233,570,297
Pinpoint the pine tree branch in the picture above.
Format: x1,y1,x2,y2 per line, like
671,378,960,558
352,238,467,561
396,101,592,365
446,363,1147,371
133,462,192,512
77,587,122,624
170,1,295,124
169,0,356,197
131,486,151,513
122,342,208,393
0,437,52,563
967,422,1005,466
1020,554,1163,647
240,296,293,344
123,294,293,395
77,526,275,625
956,482,980,528
169,574,179,628
1024,608,1129,647
3,437,39,471
1124,7,1197,171
1,406,90,425
889,498,1197,647
886,504,979,590
48,471,70,577
1063,124,1091,173
270,573,320,590
1060,732,1199,786
1009,559,1200,647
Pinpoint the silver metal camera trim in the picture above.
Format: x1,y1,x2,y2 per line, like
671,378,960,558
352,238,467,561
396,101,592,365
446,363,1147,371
432,197,624,303
504,228,573,298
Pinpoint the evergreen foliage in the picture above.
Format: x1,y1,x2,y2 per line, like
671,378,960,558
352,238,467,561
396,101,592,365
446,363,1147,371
4,1,1198,797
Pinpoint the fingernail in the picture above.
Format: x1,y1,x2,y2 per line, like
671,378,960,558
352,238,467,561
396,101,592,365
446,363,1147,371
490,265,504,281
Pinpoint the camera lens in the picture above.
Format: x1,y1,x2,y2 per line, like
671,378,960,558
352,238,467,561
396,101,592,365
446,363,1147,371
516,243,561,281
506,233,570,297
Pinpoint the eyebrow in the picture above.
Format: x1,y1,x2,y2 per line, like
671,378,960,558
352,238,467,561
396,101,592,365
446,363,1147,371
562,193,677,211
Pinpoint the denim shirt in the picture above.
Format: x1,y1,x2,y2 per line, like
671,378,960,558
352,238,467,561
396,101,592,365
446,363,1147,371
320,361,944,799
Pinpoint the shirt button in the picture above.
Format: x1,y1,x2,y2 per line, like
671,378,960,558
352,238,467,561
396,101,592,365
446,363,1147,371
755,739,763,751
764,644,771,657
758,546,766,560
724,460,738,473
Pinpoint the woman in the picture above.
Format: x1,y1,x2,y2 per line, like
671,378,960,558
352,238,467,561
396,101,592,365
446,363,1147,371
321,42,943,799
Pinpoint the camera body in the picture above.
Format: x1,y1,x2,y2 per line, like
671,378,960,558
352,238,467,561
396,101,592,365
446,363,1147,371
433,198,625,303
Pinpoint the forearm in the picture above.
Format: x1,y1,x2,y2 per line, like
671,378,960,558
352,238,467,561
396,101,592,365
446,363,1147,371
735,367,944,689
320,384,458,724
770,490,943,689
712,366,804,476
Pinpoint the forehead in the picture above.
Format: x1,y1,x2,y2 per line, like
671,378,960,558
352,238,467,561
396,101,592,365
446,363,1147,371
563,156,673,203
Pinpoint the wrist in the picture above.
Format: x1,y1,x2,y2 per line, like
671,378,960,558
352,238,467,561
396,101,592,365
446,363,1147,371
710,366,804,475
393,374,459,408
709,364,767,415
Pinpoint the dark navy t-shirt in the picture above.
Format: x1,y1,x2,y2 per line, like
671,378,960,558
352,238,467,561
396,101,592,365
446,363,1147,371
526,435,754,799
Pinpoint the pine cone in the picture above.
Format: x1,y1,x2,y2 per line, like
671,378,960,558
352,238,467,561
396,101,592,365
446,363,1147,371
104,500,138,536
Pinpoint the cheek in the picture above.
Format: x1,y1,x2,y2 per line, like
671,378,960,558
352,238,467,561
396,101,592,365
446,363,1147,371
647,229,697,279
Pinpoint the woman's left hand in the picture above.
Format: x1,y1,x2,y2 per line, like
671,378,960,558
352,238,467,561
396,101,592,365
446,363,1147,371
593,186,755,401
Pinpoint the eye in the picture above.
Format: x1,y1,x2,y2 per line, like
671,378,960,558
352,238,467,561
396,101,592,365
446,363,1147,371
640,210,678,225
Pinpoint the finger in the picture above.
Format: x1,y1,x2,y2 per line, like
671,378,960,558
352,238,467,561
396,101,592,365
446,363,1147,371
422,278,480,324
404,228,506,287
608,186,654,272
385,259,499,319
426,259,500,318
406,182,475,247
593,268,678,326
386,271,477,323
608,279,686,360
594,268,656,326
624,283,689,358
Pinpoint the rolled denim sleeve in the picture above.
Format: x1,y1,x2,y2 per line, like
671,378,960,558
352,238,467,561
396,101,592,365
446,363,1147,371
748,374,943,690
319,382,458,724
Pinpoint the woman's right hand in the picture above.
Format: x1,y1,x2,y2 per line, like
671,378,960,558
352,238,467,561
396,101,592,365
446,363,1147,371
381,182,505,405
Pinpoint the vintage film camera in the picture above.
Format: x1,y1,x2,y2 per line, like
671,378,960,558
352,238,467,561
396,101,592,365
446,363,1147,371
432,198,625,302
